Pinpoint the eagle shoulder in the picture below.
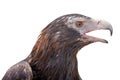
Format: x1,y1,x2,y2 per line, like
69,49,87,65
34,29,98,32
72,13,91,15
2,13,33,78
2,61,33,80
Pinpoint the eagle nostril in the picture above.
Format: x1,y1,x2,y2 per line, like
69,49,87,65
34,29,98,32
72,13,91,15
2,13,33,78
97,21,101,24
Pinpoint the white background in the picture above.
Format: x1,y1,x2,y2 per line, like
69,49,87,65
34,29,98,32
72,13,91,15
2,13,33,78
0,0,119,80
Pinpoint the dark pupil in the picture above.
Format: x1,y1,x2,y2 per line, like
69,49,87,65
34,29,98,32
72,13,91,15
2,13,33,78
76,21,83,27
79,22,82,26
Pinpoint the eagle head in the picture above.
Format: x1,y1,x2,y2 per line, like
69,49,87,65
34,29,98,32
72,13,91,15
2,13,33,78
41,14,113,51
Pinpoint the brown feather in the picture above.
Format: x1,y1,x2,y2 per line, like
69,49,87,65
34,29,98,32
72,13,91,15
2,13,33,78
26,14,83,80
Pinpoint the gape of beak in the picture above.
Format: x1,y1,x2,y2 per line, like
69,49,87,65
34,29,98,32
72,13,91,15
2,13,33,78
81,20,113,43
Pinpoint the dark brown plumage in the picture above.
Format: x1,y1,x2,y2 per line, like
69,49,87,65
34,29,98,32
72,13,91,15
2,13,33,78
2,14,113,80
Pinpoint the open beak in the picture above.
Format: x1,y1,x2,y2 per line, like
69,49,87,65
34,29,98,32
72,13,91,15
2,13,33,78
81,20,113,43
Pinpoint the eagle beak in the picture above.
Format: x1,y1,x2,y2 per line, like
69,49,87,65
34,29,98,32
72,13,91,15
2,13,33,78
81,20,113,43
96,20,113,36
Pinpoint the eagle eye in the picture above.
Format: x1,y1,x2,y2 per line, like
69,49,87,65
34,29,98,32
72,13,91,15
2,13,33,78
76,21,83,28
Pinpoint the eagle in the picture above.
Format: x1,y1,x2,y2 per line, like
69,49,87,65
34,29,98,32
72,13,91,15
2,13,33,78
2,14,113,80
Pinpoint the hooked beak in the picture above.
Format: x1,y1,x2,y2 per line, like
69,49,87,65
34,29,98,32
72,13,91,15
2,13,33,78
81,20,113,43
95,20,113,36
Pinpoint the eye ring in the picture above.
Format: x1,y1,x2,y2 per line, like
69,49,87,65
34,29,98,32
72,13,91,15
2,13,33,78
76,21,83,28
